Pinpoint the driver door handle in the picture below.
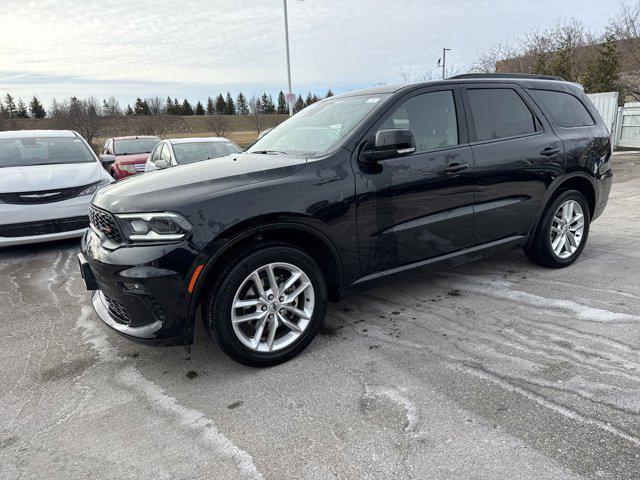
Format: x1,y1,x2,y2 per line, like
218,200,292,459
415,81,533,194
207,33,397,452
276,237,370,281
444,163,470,173
541,146,560,156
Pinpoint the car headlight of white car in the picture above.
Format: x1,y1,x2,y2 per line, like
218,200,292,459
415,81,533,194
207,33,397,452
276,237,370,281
116,212,192,242
78,179,112,196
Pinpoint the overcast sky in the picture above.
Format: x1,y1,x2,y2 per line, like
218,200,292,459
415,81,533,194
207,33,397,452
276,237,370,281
0,0,623,107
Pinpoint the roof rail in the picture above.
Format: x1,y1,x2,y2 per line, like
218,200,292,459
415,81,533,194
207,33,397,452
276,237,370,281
449,73,565,81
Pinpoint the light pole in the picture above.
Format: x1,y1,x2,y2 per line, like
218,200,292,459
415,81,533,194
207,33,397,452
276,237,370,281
440,47,451,79
283,0,294,116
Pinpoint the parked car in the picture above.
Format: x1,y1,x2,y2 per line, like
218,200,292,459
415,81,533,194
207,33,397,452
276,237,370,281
100,136,159,179
144,137,242,172
0,130,112,247
79,74,612,366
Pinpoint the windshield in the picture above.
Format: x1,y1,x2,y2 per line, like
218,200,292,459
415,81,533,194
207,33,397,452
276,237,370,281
247,94,390,157
172,141,242,164
114,138,159,155
0,136,95,168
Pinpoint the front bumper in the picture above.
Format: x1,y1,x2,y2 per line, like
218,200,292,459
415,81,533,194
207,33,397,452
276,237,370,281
0,195,92,247
79,228,200,345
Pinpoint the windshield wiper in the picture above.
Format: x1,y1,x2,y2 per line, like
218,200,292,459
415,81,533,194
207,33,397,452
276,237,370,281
251,150,288,155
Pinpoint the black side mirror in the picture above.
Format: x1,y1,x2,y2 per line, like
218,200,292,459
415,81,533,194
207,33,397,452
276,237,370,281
100,154,116,168
363,129,416,162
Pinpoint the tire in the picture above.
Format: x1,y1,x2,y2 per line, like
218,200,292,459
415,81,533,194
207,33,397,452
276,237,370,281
524,189,590,268
203,242,327,367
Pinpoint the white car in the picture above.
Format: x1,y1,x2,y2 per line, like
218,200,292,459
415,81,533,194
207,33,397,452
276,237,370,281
144,137,242,172
0,130,113,247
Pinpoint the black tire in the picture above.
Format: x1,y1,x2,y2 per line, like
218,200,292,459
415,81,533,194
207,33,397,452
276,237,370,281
524,189,590,268
203,242,327,367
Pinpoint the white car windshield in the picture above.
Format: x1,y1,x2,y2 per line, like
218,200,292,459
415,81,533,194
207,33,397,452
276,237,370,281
247,94,389,157
0,137,95,168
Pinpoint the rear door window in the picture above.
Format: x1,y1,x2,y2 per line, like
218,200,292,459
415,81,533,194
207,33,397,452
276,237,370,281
529,89,594,128
467,88,539,142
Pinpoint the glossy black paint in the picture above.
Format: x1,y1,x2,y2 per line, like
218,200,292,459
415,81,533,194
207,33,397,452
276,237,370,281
81,77,612,346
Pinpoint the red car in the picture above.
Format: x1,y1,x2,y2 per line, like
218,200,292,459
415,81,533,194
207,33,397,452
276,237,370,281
99,136,160,180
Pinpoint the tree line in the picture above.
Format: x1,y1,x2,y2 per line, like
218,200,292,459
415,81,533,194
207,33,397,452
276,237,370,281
0,89,335,120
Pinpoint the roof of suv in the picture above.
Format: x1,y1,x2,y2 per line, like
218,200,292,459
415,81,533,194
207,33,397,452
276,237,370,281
0,130,79,139
338,74,580,98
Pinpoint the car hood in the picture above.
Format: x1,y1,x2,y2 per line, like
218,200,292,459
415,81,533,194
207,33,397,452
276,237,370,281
0,162,106,192
93,153,307,213
115,153,150,164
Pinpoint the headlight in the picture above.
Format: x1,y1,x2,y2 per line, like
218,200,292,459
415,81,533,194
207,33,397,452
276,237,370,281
119,164,137,173
116,212,192,242
78,179,111,196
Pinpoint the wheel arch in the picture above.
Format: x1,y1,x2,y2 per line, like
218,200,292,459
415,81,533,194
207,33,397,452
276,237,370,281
186,217,344,329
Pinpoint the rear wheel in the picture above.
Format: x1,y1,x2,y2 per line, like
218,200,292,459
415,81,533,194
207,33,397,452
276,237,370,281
204,243,327,367
524,189,590,268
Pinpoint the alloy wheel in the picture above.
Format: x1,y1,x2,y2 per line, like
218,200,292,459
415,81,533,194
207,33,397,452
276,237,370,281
550,199,585,259
231,262,315,352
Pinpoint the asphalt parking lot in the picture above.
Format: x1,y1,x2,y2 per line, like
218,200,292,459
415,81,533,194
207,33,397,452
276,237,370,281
1,152,639,480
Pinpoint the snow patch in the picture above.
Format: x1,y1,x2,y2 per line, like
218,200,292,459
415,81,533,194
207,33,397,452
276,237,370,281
365,385,419,434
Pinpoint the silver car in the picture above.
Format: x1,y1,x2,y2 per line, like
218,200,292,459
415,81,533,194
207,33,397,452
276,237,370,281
144,137,242,172
0,130,113,247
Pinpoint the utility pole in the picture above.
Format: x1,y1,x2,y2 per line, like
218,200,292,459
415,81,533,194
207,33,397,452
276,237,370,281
283,0,294,116
441,47,451,79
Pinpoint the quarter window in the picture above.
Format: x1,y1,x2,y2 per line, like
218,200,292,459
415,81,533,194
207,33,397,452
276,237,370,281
467,88,539,141
380,90,458,152
529,89,594,128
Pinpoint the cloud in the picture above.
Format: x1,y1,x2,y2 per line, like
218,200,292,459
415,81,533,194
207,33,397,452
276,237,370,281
0,0,619,104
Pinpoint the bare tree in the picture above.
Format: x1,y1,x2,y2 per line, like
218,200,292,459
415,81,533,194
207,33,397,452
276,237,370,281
145,96,165,115
608,1,640,100
50,96,103,146
205,114,231,137
135,115,182,137
397,65,414,82
248,95,263,135
102,96,122,116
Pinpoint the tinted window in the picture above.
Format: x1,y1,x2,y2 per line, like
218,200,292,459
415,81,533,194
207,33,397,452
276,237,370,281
114,138,159,155
0,137,95,168
380,90,458,152
172,141,241,164
467,88,538,141
529,89,594,128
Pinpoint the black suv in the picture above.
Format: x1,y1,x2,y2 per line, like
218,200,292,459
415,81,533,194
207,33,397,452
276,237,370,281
79,74,612,366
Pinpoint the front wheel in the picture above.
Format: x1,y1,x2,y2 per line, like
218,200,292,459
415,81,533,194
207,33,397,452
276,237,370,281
204,243,327,367
524,189,590,268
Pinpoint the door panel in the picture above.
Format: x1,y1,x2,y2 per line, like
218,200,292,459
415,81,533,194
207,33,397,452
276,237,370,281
354,87,475,276
461,84,564,245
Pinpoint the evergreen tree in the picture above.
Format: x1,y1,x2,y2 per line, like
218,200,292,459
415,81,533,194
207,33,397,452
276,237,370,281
173,98,182,115
583,35,620,94
304,92,318,107
125,104,134,115
16,99,28,118
134,97,150,115
277,91,287,114
236,93,249,115
0,100,6,117
325,89,334,98
225,92,236,115
294,95,304,113
181,99,194,115
165,96,174,115
549,39,574,81
261,93,276,114
29,96,46,118
206,96,215,115
215,94,226,115
4,94,16,117
194,101,205,115
532,51,550,76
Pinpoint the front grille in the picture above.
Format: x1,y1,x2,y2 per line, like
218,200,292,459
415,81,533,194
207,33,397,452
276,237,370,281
0,216,88,238
103,293,131,325
0,184,92,204
89,205,122,243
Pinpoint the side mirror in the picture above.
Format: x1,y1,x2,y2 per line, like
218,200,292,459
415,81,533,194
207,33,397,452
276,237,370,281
363,129,416,162
258,127,273,140
155,159,169,169
100,154,116,168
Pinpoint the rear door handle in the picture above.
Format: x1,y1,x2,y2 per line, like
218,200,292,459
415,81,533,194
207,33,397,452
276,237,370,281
444,163,470,173
541,146,560,156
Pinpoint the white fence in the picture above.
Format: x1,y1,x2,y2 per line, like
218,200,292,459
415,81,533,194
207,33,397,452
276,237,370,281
586,92,640,149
